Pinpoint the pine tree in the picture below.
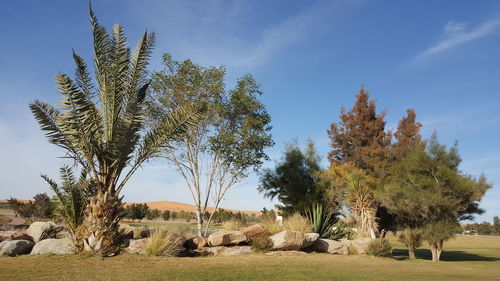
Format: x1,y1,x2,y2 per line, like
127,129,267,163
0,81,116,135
327,87,391,175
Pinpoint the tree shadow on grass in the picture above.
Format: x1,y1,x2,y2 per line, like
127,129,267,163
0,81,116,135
391,248,500,262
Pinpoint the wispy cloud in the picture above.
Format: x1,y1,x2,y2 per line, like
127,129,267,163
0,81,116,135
413,17,500,62
130,0,362,70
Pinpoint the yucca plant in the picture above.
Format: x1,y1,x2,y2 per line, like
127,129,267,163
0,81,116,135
41,166,96,243
344,172,378,238
305,203,338,238
30,4,202,255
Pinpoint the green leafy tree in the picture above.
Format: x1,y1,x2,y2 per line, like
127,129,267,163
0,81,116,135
494,216,500,235
124,204,150,221
29,6,202,255
258,140,324,215
162,210,170,221
42,166,96,241
8,194,54,220
147,54,273,236
380,135,491,261
146,209,161,220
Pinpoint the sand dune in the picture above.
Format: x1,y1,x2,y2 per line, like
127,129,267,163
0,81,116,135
124,201,262,215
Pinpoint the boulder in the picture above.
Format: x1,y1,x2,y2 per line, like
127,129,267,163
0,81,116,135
31,238,73,255
205,246,252,257
207,230,247,246
0,240,34,256
184,236,207,250
341,238,372,254
301,233,320,249
240,224,271,241
270,230,305,251
126,238,149,254
265,250,308,256
0,231,33,242
119,224,134,239
26,221,59,242
311,239,348,254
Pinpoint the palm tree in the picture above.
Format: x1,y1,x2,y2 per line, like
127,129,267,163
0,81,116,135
344,172,378,238
41,166,96,246
30,5,202,255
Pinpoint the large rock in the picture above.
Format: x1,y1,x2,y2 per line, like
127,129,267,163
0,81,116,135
0,240,34,256
126,238,149,254
301,233,319,249
240,224,271,241
265,250,308,256
184,236,207,250
311,239,348,254
270,230,305,251
26,221,60,242
340,238,373,254
207,230,247,246
0,231,33,242
205,246,252,257
31,238,73,255
119,224,134,239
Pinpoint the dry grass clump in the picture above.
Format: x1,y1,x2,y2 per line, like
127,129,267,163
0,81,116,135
145,228,186,256
365,238,392,257
260,216,283,234
222,219,243,231
283,213,312,233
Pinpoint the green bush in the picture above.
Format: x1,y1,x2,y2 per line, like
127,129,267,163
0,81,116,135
328,221,354,240
365,239,392,257
250,236,274,253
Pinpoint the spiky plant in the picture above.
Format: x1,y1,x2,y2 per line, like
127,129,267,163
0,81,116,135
41,166,96,243
30,5,202,255
305,203,339,238
344,172,378,238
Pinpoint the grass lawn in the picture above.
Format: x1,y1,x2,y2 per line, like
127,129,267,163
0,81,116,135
1,236,499,281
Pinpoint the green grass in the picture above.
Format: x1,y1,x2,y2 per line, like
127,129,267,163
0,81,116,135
0,236,499,281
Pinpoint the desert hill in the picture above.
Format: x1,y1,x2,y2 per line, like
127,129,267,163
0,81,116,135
124,201,261,216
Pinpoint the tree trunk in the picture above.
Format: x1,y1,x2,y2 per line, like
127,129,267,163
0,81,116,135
408,247,416,260
430,243,439,262
76,192,123,256
195,208,203,237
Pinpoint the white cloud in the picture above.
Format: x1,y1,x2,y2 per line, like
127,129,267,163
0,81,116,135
129,0,362,70
413,17,500,61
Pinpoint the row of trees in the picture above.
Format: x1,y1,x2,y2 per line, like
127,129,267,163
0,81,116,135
463,216,500,235
259,89,491,262
123,203,257,224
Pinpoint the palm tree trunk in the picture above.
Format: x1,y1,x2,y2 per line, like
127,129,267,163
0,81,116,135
77,192,123,255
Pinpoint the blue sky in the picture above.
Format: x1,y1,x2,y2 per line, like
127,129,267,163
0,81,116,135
1,0,499,222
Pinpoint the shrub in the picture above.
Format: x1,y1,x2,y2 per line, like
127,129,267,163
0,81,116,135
260,216,283,234
328,221,355,240
305,203,339,238
145,228,186,256
133,226,148,239
250,236,274,253
283,213,312,233
222,219,243,231
365,238,392,257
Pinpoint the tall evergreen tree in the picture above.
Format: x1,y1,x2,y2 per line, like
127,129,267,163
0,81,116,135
327,87,391,174
380,135,491,261
258,140,324,215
